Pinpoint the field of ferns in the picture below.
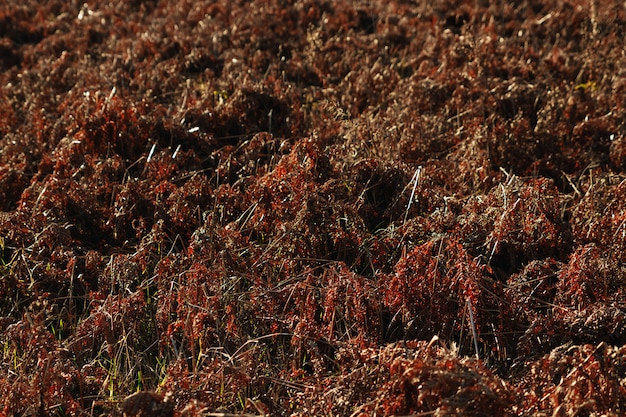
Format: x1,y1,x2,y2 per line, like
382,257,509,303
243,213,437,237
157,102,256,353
1,0,626,415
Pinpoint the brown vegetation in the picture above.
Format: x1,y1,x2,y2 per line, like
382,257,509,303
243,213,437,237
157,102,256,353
1,0,626,415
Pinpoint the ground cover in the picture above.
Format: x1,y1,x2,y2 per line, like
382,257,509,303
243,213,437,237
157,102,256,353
1,0,626,415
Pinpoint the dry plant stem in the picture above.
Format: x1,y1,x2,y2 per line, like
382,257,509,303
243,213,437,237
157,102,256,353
404,165,422,223
466,298,480,359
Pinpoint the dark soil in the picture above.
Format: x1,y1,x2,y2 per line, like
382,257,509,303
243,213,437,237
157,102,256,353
1,0,626,415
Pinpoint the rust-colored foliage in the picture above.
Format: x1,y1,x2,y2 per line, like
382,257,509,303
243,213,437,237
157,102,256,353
506,259,561,322
458,176,571,277
570,174,626,262
122,391,173,417
516,343,626,416
2,0,626,415
384,237,493,352
291,340,517,416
